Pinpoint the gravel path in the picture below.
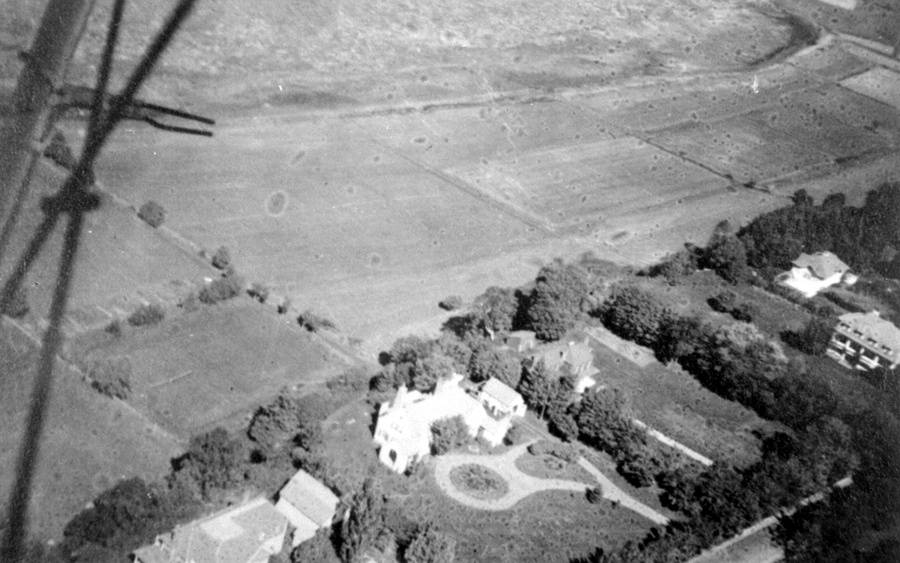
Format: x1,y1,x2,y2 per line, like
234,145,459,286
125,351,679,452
433,441,669,525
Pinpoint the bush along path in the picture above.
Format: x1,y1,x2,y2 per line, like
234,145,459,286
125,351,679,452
432,441,669,525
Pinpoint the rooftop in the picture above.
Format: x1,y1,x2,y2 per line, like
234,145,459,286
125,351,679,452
481,378,523,408
792,251,849,280
838,312,900,357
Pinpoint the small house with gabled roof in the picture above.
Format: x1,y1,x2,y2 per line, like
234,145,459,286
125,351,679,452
275,469,340,547
479,378,526,418
777,251,854,298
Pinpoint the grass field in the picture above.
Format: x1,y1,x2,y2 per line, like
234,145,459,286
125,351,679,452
588,338,766,467
67,299,351,437
0,320,181,541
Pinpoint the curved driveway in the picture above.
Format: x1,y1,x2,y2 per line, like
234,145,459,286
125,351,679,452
433,442,669,525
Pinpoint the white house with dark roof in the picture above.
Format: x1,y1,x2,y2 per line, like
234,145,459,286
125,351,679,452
132,497,286,563
827,311,900,371
777,251,855,298
373,374,523,473
479,378,526,418
275,469,340,547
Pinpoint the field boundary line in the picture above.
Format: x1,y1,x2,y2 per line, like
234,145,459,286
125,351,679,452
360,130,555,235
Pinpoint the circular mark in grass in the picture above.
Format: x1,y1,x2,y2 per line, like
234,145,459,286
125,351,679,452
368,253,383,268
266,191,288,216
449,464,509,501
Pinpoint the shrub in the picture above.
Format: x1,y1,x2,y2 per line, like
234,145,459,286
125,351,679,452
127,303,165,327
1,286,29,319
297,310,337,332
198,272,243,305
247,282,270,303
438,295,463,311
586,486,604,504
43,130,76,170
504,423,526,446
104,319,123,337
708,290,738,313
211,246,231,270
87,356,132,400
528,440,579,463
430,416,470,455
405,524,456,563
326,367,371,397
277,297,292,315
137,200,165,228
730,301,758,323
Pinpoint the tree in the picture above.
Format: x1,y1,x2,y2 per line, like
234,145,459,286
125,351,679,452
248,391,327,456
390,335,432,366
127,303,165,327
650,248,697,285
703,234,751,284
547,408,579,442
211,246,231,269
341,477,387,563
411,352,456,392
87,356,132,400
655,313,707,364
783,316,835,356
517,359,557,417
198,270,243,304
575,387,638,453
430,416,470,455
292,527,340,563
467,346,521,387
601,283,671,347
137,200,165,228
472,286,518,338
175,427,245,498
405,524,456,563
791,189,814,208
526,259,591,341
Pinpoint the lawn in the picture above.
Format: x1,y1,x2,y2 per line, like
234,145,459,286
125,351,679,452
66,298,352,437
397,472,651,563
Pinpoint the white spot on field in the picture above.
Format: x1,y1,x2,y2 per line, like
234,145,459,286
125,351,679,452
816,0,856,9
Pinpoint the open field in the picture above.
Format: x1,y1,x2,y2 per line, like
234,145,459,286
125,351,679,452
0,320,181,541
67,299,351,437
0,160,214,327
2,0,799,112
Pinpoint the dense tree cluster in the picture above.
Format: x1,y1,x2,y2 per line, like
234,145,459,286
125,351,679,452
739,183,900,279
526,259,595,341
62,477,200,559
467,346,521,387
600,283,671,347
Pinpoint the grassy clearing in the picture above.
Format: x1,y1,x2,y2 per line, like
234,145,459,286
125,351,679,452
514,452,595,484
0,321,181,541
66,299,350,437
588,337,765,467
398,472,651,563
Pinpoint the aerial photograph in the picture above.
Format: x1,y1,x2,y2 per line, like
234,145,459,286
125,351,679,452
1,0,899,561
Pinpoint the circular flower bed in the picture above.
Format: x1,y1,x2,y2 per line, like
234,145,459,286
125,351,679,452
449,464,509,501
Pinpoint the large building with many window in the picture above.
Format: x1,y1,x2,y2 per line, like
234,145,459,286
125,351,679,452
827,311,900,371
